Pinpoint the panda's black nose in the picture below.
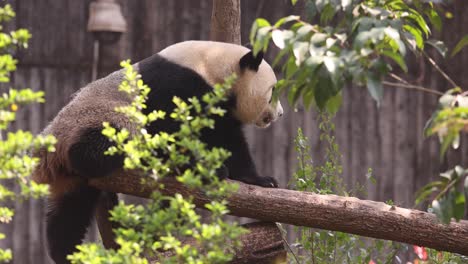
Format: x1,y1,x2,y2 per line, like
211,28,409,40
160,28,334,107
263,115,272,124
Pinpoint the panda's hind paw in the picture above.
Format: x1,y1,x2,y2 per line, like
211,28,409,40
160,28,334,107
253,176,278,188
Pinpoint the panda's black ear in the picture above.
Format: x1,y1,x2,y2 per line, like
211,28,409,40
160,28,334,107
239,50,264,71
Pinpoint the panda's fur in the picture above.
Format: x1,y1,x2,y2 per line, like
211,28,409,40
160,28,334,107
33,41,283,263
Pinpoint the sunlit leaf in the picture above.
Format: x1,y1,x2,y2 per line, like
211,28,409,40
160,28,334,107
404,25,423,50
272,30,293,49
451,35,468,57
426,8,441,32
273,15,299,28
293,41,309,65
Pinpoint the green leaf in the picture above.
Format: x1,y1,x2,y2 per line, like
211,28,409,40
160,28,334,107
273,15,299,28
323,56,340,74
432,200,450,224
314,73,335,110
403,25,423,50
426,39,448,58
366,73,383,106
320,4,336,25
255,18,271,28
439,131,457,159
381,50,407,72
250,18,271,46
454,165,465,178
302,88,315,109
426,8,442,32
287,83,305,106
253,26,272,55
341,0,352,10
451,35,468,57
384,27,406,55
292,41,309,65
325,92,342,115
272,47,289,68
310,33,328,46
453,191,465,221
271,30,293,49
415,180,444,205
406,11,430,37
291,0,298,6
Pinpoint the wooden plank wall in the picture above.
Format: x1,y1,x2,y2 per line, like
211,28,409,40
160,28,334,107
2,0,467,263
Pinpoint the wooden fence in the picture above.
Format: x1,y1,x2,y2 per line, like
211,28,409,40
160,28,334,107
1,0,467,263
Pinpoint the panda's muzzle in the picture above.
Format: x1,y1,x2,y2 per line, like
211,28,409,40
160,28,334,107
263,114,272,124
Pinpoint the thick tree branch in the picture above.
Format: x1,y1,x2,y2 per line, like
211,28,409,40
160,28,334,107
95,192,119,250
89,174,468,256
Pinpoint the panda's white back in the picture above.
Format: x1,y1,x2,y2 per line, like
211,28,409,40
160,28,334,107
158,40,278,124
158,41,252,86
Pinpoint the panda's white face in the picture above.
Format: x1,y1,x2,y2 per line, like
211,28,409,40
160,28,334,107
235,60,283,128
158,41,284,127
254,90,284,128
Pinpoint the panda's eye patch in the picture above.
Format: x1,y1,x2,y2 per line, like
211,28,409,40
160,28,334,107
268,86,275,103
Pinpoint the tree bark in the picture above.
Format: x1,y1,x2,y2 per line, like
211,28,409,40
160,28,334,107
89,174,468,256
210,0,241,44
149,222,286,263
95,192,119,250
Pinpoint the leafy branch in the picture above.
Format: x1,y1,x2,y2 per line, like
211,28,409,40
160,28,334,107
0,4,56,263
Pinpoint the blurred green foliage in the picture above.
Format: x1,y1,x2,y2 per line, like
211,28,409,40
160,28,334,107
0,3,56,263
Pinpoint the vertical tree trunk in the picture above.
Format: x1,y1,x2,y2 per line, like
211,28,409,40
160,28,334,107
209,0,241,44
209,1,288,262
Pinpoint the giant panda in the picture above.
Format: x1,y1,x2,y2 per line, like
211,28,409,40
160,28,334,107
32,40,284,263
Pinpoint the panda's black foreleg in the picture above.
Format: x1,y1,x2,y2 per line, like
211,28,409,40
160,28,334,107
46,185,101,264
203,122,278,188
227,140,278,187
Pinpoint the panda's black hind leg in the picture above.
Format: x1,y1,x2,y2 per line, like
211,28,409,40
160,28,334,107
68,126,124,179
46,185,101,264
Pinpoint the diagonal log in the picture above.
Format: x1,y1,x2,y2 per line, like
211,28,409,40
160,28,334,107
89,174,468,256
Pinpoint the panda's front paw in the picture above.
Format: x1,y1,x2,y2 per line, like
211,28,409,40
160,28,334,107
251,176,278,188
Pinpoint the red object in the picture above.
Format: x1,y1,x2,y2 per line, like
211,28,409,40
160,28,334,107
413,245,428,260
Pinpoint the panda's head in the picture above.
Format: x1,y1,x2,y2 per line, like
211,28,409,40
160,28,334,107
235,49,283,128
158,41,284,128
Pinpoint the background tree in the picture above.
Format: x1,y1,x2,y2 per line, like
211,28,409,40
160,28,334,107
2,0,468,263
